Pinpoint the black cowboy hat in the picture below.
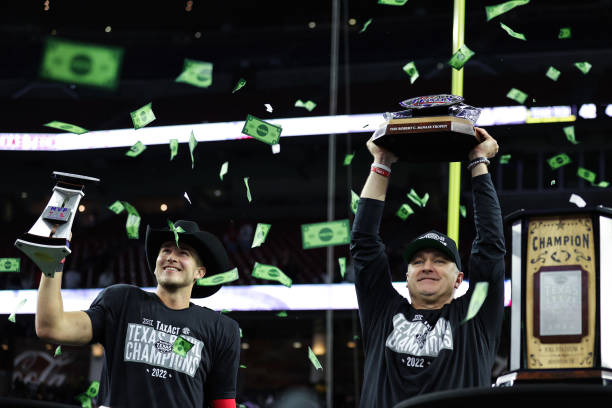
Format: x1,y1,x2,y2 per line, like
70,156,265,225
145,220,233,298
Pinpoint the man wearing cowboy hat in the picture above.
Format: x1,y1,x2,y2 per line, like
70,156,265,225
351,127,506,407
35,220,240,408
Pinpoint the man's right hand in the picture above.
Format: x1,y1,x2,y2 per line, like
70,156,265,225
367,136,398,167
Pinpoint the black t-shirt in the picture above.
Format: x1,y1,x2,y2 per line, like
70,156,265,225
350,173,506,408
84,284,240,408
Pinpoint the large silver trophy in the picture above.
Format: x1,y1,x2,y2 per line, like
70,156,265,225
15,171,99,277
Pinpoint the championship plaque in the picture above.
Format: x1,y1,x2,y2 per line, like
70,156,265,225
15,171,99,277
371,94,482,162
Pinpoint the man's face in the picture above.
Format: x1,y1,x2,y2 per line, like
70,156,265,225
406,249,463,307
154,241,206,290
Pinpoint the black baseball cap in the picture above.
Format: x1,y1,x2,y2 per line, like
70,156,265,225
402,230,462,271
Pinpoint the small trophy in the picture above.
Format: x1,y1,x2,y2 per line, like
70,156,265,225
371,94,482,162
14,171,99,277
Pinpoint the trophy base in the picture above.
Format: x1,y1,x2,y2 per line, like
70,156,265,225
371,115,477,162
495,368,612,387
14,233,71,278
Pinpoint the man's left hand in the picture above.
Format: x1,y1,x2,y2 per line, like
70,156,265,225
468,127,499,161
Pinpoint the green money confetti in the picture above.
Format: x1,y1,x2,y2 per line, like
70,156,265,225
574,61,592,74
221,309,232,313
189,130,197,169
125,141,147,157
569,193,586,207
547,153,571,169
220,161,229,180
593,181,610,188
558,27,571,39
130,102,156,130
0,258,20,272
500,154,511,164
350,190,360,215
338,257,346,279
343,153,355,166
167,220,186,247
197,267,239,286
54,346,62,357
39,37,123,89
308,346,323,370
265,103,273,112
240,365,247,369
85,381,99,398
123,201,140,239
577,167,596,183
506,88,528,104
301,219,350,249
252,262,292,287
396,203,414,221
353,335,360,340
402,61,419,84
44,121,88,135
407,189,429,207
232,78,247,93
276,311,288,318
545,66,561,81
169,139,179,160
359,18,373,33
242,114,282,145
459,205,467,218
172,336,194,357
251,223,271,248
462,282,489,323
485,0,530,21
239,328,243,337
74,394,92,408
563,126,578,144
378,0,408,5
295,100,317,112
175,58,213,88
8,298,27,323
448,44,475,70
108,200,125,214
244,177,252,202
499,22,526,40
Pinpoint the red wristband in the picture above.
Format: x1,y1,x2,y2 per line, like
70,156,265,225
371,165,391,177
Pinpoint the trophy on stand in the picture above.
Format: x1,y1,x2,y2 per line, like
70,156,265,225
15,171,99,277
371,94,482,162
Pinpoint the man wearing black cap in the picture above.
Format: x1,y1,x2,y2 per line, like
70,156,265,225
351,127,505,407
35,220,240,408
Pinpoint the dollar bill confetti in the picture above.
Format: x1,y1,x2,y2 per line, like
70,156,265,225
8,298,27,323
0,258,20,272
563,126,578,144
500,154,511,164
168,220,186,247
574,61,592,74
184,192,191,204
220,161,229,180
221,309,232,313
244,177,252,202
242,114,282,145
125,141,147,157
189,130,197,169
407,189,429,207
251,223,271,248
271,144,280,154
547,153,571,169
499,22,526,40
108,200,125,214
276,311,288,318
461,282,489,323
44,121,88,135
172,336,194,357
40,37,123,89
545,66,561,81
577,167,596,183
343,153,355,166
593,181,610,188
558,27,571,39
350,190,359,215
396,204,414,221
240,365,247,369
197,267,239,286
506,88,528,104
130,102,156,130
569,193,586,208
338,257,346,279
74,394,92,408
485,0,530,21
448,44,475,70
85,381,100,398
123,201,140,239
54,346,62,357
232,78,247,93
301,220,350,249
252,262,292,287
169,139,179,160
460,205,467,218
402,61,419,84
378,0,408,5
359,18,373,33
308,346,323,370
295,100,317,112
265,104,273,112
175,59,213,88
